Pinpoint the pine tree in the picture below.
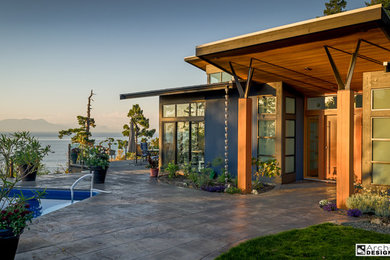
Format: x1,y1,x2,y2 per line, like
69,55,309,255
323,0,347,15
122,104,156,144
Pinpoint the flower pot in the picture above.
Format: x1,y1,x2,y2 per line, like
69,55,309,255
19,165,37,182
150,168,159,177
91,166,108,184
70,152,78,164
0,229,20,260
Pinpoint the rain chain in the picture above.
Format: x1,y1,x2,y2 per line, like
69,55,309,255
224,87,229,185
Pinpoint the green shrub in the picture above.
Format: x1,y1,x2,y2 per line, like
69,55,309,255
166,162,179,179
346,193,390,215
252,158,281,182
217,169,231,184
188,171,199,184
225,186,241,194
181,162,195,177
195,172,212,188
375,197,390,217
200,167,215,180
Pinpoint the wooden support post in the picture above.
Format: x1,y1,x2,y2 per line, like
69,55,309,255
237,98,252,193
336,90,354,209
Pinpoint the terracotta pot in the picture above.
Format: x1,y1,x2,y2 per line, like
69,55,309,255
19,165,37,182
0,229,20,260
150,168,159,177
91,166,108,184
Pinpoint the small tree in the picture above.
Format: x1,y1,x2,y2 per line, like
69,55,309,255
365,0,390,12
58,90,96,145
122,104,156,145
323,0,347,15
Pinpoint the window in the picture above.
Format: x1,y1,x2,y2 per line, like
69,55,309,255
163,102,205,118
285,120,295,173
307,96,337,110
286,97,295,114
372,89,390,110
208,72,232,84
355,94,363,108
372,117,390,184
257,95,276,162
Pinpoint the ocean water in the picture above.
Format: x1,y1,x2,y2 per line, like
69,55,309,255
2,132,128,173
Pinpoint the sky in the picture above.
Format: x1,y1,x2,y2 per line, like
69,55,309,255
0,0,366,133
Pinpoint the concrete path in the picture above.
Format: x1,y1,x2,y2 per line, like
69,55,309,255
16,161,351,260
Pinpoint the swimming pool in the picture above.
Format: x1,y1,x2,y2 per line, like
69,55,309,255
7,188,98,218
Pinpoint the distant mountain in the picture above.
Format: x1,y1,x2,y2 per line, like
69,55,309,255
0,119,117,133
0,119,66,132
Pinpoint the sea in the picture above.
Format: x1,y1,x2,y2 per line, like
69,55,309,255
1,132,128,173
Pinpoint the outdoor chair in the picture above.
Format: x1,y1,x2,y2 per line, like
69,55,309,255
140,142,150,161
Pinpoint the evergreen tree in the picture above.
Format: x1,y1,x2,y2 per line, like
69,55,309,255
122,104,156,144
324,0,347,15
365,0,390,12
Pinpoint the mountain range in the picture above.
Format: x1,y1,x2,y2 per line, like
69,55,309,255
0,119,113,133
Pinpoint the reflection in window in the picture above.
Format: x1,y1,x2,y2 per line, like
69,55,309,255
163,104,175,117
191,122,205,170
162,123,175,165
307,96,337,110
258,120,275,137
190,103,197,117
371,117,390,184
197,102,205,116
208,72,232,84
177,122,190,164
177,104,190,117
258,119,276,158
258,96,276,114
355,94,362,108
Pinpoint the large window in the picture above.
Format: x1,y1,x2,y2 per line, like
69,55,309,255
372,117,390,184
162,101,205,170
257,96,276,162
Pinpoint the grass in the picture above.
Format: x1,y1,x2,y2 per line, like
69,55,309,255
216,223,390,259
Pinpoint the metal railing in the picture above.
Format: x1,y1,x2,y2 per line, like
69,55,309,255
70,173,94,203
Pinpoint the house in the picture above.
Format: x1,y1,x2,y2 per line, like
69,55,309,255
121,5,390,208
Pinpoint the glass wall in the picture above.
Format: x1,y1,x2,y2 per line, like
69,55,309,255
162,101,205,170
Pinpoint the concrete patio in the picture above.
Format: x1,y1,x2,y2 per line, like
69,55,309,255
16,160,352,260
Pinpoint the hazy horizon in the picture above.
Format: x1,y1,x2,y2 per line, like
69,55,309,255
0,0,365,132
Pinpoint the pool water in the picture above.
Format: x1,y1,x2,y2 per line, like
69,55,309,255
7,188,98,218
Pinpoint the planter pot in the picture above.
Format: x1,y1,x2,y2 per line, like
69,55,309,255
150,168,159,177
19,165,37,182
91,166,108,184
70,152,78,164
0,229,20,260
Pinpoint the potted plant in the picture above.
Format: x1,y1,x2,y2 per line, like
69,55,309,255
85,145,110,184
13,132,51,182
0,164,34,260
146,156,159,177
70,147,80,164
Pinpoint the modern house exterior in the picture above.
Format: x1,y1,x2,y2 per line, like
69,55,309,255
121,5,390,208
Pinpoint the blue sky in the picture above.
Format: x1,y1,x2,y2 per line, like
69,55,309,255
0,0,366,132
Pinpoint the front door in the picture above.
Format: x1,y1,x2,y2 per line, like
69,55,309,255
325,115,337,180
306,116,319,177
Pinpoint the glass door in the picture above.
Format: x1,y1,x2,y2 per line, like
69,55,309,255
306,116,319,177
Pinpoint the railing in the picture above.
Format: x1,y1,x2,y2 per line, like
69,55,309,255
70,173,94,203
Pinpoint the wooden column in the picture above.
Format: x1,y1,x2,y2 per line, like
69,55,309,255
336,90,354,209
237,98,252,193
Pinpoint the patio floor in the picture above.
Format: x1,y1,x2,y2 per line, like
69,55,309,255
16,160,352,260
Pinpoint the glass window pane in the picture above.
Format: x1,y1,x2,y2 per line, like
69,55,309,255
221,72,232,82
162,123,175,166
258,120,275,137
285,156,295,173
325,96,337,109
285,138,295,155
373,141,390,162
372,89,390,110
286,120,295,137
355,94,362,108
163,104,175,117
258,96,276,114
209,73,221,84
191,122,205,171
258,138,275,156
286,97,295,114
373,118,390,139
177,122,190,164
197,102,205,117
190,103,197,117
177,104,190,117
373,164,390,185
307,97,324,110
258,156,275,162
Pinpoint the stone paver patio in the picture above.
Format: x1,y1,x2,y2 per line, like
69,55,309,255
15,160,352,259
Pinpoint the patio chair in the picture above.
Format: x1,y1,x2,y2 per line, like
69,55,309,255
140,142,149,161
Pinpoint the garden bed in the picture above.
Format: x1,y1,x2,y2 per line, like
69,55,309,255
157,174,275,194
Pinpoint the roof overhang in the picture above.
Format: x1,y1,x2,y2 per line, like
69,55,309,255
120,82,233,100
195,5,390,95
